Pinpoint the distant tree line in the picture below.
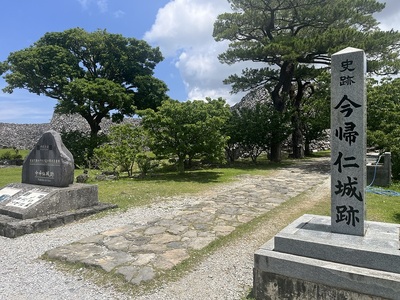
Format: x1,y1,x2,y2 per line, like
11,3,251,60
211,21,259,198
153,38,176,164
60,93,329,175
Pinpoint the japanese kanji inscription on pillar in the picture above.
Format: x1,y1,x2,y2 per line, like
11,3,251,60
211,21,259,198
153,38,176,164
331,47,366,236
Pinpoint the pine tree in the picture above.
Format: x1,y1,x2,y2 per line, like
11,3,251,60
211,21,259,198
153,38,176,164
214,0,400,161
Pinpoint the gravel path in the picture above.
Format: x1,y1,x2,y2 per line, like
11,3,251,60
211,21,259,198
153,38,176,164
0,201,196,300
0,158,330,300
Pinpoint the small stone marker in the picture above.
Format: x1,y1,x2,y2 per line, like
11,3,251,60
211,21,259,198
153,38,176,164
22,130,74,187
331,47,366,236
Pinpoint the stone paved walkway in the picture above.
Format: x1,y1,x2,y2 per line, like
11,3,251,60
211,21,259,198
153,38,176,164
46,158,330,287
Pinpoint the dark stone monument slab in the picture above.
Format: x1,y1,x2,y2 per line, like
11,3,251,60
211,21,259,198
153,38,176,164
22,130,74,187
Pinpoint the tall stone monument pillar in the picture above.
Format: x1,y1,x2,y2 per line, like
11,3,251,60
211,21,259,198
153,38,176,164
331,47,366,236
253,48,400,299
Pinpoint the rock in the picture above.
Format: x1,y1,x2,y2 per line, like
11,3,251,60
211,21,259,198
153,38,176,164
21,130,74,187
76,170,89,183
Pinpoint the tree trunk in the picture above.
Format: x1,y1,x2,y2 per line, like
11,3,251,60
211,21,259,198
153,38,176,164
292,127,304,158
83,115,101,138
187,156,193,169
177,156,185,174
225,146,239,163
304,138,312,156
269,62,295,162
270,141,282,162
291,111,305,159
291,79,305,159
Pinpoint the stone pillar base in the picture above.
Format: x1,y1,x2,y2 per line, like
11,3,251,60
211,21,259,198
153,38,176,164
253,214,400,299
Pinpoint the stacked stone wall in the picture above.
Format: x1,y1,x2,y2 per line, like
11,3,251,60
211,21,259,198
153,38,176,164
0,123,50,149
0,113,140,150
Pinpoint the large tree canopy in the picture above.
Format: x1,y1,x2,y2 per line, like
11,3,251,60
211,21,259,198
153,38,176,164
213,0,400,161
1,28,169,136
227,100,291,163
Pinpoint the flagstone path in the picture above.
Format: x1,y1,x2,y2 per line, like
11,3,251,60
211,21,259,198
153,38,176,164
46,158,330,288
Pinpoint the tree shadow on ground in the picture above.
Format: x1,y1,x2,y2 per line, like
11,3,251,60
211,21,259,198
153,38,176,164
394,213,400,223
223,156,330,176
222,160,291,171
134,171,224,184
281,157,331,176
131,157,330,184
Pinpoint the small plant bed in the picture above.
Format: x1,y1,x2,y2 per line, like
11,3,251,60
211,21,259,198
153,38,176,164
0,148,28,166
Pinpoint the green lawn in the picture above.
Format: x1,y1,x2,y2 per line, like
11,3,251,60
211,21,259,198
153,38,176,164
79,158,285,210
307,188,400,224
1,157,399,223
0,167,23,187
0,157,282,210
366,187,400,223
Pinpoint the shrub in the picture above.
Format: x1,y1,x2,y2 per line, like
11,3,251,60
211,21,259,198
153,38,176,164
61,131,108,168
0,149,22,160
93,124,149,177
136,153,158,177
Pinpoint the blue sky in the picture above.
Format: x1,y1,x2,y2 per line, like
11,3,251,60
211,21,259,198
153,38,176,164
1,0,399,124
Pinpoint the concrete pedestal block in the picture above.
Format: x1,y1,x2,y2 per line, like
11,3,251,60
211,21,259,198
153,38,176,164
254,215,400,300
0,183,98,219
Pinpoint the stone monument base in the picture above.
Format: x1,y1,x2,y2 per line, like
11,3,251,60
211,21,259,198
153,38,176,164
0,183,117,238
253,214,400,299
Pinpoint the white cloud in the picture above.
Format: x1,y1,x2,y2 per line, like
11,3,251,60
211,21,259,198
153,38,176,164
77,0,90,9
145,0,229,56
375,0,400,31
77,0,108,13
96,0,108,13
144,0,255,105
113,10,125,19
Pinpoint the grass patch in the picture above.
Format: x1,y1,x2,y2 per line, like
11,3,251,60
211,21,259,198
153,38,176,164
366,183,400,223
305,185,400,224
94,162,281,210
0,158,283,210
1,158,399,220
1,155,399,221
0,166,22,186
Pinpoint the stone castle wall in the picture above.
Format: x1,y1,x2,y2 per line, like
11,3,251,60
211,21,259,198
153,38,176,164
0,123,50,150
0,114,139,150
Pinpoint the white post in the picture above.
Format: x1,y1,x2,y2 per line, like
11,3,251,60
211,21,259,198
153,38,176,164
331,47,366,236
